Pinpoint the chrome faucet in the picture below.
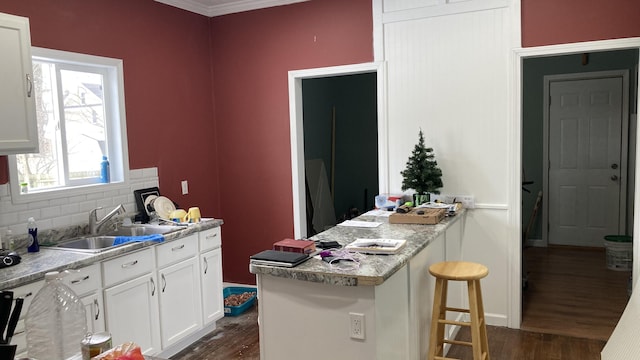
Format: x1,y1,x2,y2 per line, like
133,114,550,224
89,204,127,235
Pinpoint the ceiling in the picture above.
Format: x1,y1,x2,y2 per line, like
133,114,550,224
154,0,309,17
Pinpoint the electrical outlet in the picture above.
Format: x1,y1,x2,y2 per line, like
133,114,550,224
349,312,365,340
181,180,189,195
456,195,475,209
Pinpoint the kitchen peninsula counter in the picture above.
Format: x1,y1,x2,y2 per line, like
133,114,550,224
250,209,467,360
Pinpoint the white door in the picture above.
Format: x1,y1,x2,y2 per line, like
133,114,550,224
547,75,625,247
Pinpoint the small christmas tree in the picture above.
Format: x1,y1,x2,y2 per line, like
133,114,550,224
401,129,443,196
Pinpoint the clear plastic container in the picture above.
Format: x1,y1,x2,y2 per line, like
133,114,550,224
25,271,87,360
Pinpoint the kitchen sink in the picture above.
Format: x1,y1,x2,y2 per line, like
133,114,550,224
55,236,118,251
104,224,183,237
46,224,183,253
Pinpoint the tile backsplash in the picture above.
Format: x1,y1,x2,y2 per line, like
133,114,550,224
0,167,159,241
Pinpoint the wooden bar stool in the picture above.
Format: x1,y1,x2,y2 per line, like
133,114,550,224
428,261,490,360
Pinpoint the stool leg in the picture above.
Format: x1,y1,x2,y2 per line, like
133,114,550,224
474,279,490,360
468,280,489,360
428,278,448,360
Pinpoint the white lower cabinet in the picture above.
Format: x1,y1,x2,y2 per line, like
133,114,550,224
63,263,105,334
158,257,202,347
6,226,223,358
156,234,202,348
201,247,224,325
102,248,161,355
8,279,44,358
199,227,223,325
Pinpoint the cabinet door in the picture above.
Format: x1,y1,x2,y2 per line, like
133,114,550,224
158,257,202,348
0,12,38,154
201,248,224,325
8,280,44,358
81,292,105,334
104,273,160,355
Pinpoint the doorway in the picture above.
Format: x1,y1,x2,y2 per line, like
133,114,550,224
545,71,629,247
288,62,386,239
520,49,638,338
302,74,378,236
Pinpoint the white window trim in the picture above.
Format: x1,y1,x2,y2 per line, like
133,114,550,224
8,47,130,204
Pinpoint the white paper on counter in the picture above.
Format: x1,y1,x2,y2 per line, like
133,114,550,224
337,220,382,228
363,209,394,217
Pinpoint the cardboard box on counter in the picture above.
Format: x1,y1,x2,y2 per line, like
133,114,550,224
389,208,446,225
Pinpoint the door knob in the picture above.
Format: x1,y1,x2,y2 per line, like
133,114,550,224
611,175,619,181
611,164,618,169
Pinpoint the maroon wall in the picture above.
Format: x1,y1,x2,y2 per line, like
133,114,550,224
0,0,220,217
210,0,373,284
522,0,640,47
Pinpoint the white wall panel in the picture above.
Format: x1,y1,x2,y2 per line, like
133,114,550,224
383,5,513,325
460,208,510,326
385,8,510,203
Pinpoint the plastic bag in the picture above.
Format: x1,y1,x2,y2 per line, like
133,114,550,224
91,342,144,360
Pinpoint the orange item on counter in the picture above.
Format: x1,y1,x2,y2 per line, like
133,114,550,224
91,342,144,360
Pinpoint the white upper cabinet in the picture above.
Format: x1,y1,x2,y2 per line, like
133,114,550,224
0,12,38,155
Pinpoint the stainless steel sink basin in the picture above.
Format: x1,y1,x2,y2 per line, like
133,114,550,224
46,224,183,253
105,224,183,237
55,236,118,251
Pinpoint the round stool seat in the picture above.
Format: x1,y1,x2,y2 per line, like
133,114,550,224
429,261,488,281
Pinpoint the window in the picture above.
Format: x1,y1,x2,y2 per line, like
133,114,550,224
9,48,129,203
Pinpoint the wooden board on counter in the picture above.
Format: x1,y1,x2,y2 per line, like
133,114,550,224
389,208,446,225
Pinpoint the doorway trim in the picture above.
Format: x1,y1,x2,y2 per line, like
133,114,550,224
511,37,640,328
541,70,630,248
288,62,387,238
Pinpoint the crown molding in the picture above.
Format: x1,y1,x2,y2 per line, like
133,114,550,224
155,0,309,17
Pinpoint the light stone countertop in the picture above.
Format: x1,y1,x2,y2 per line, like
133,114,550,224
0,219,224,290
249,209,465,286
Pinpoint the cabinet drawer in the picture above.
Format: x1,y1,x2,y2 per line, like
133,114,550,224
199,227,221,252
62,263,101,297
103,248,154,287
156,234,198,268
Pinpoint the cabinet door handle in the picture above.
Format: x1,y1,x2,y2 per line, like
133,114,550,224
94,299,100,320
150,277,156,296
161,274,166,293
203,257,208,274
171,244,185,251
121,260,138,268
19,291,33,299
71,275,90,284
26,74,33,97
206,233,218,239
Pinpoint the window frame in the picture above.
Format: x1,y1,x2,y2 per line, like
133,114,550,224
8,47,130,204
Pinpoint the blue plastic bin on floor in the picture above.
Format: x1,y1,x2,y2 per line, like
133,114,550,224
223,287,257,316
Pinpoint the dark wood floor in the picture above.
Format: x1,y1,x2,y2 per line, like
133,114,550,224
521,246,629,340
172,246,631,359
171,305,260,359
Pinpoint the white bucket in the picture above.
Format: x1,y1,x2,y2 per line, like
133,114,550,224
604,239,633,271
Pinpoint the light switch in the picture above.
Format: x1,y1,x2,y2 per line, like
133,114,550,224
181,180,189,195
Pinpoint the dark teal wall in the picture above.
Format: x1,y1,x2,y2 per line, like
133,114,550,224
522,49,638,240
302,73,378,221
